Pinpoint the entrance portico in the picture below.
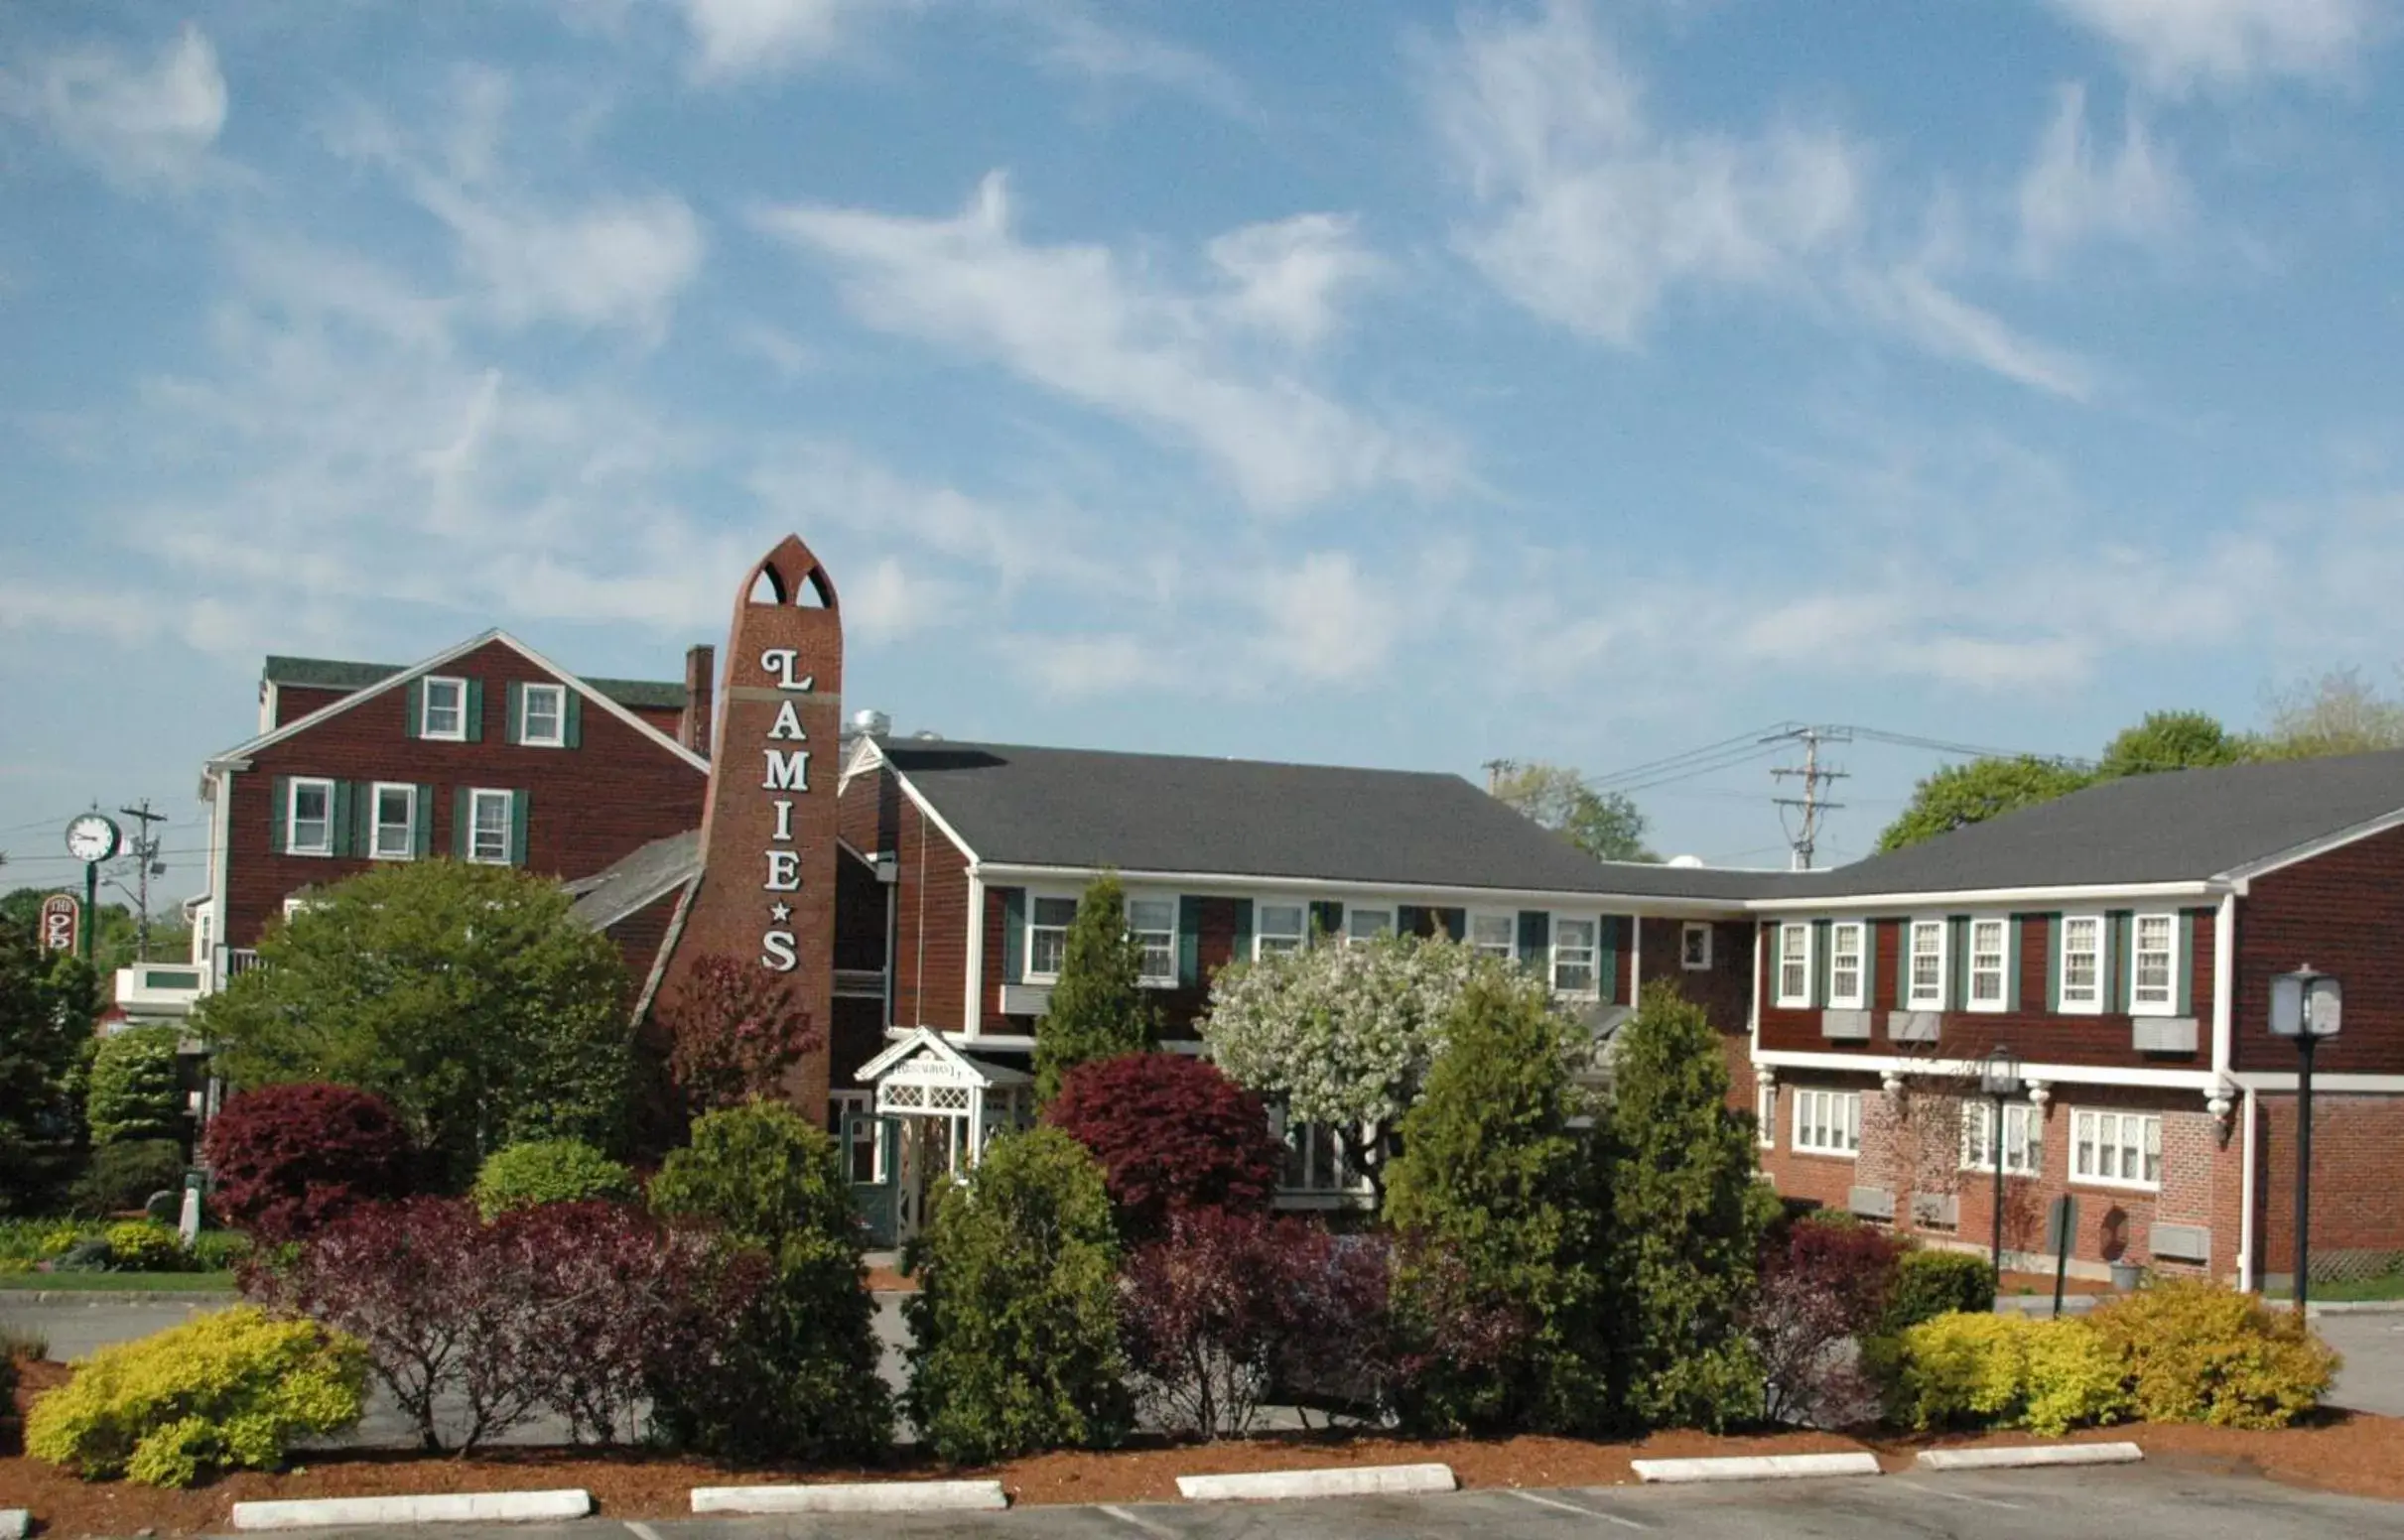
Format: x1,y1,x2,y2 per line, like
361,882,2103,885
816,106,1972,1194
855,1027,1034,1241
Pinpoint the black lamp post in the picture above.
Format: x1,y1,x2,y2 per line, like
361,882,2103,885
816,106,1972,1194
1980,1044,2023,1283
2270,965,2342,1311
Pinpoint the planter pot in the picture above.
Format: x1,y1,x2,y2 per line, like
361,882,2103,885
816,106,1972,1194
2108,1259,2142,1292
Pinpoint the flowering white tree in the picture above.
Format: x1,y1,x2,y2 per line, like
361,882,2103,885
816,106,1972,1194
1200,934,1541,1203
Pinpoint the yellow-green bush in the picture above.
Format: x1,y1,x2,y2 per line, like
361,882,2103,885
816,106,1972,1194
1895,1312,2130,1436
25,1306,367,1486
2088,1280,2337,1429
103,1221,189,1273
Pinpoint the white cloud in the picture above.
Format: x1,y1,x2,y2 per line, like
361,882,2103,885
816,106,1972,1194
1846,265,2099,401
755,172,1457,513
2016,83,2189,269
1009,632,1157,697
2,24,227,190
1247,551,1399,684
675,0,876,79
1010,2,1252,116
2047,0,2378,94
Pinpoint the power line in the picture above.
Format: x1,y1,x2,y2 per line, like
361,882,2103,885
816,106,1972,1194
1838,725,2090,768
1584,722,1803,789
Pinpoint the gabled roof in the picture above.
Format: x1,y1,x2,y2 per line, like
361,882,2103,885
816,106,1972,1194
220,631,709,773
567,830,702,930
265,654,688,711
1767,748,2404,901
868,738,1793,901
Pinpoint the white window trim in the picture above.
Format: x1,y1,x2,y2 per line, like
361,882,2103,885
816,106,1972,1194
1127,894,1179,989
368,781,417,861
1468,910,1518,962
286,776,336,858
1906,918,1949,1011
519,682,568,748
2059,913,2105,1016
1827,920,1867,1010
1754,1080,1777,1149
1254,900,1308,961
1344,904,1396,947
1680,921,1713,971
1791,1088,1861,1159
2129,912,2181,1019
1966,917,2010,1015
1775,922,1814,1010
1550,913,1600,998
1959,1099,2042,1175
466,787,514,865
421,675,469,742
1022,892,1081,983
2068,1106,2163,1192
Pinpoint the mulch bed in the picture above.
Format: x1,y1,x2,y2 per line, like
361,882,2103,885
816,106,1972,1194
11,1357,2404,1536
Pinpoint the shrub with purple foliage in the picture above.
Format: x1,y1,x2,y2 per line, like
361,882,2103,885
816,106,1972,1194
1046,1053,1285,1238
1750,1217,1904,1426
201,1085,416,1241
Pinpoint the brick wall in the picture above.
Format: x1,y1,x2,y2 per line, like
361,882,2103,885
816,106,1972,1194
2251,1091,2404,1282
837,762,970,1033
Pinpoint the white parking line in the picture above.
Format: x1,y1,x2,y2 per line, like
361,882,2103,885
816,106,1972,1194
1099,1502,1182,1538
1885,1477,2026,1510
1507,1489,1650,1529
624,1522,670,1540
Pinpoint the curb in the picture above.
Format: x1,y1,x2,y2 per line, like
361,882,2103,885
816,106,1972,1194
692,1481,1006,1515
0,1289,237,1305
229,1490,593,1530
2303,1301,2404,1317
1631,1453,1881,1484
1917,1443,2142,1472
1,1507,26,1540
1175,1464,1458,1502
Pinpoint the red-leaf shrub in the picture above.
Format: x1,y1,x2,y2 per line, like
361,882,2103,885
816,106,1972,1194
1045,1053,1284,1237
659,955,824,1112
201,1085,416,1241
246,1197,760,1452
1749,1217,1905,1426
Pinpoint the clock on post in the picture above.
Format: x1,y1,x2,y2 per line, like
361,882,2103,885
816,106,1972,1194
64,814,121,962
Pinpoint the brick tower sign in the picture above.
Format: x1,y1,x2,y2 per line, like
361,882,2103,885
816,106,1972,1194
657,535,843,1119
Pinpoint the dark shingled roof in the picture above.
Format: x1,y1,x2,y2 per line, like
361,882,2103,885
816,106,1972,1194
264,656,687,712
876,739,1796,900
568,830,701,930
1772,748,2404,898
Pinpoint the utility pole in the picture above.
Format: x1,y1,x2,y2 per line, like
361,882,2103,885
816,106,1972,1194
1765,725,1852,870
1482,758,1516,795
117,799,170,962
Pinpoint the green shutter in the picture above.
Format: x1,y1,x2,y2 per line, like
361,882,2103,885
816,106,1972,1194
465,679,484,742
504,683,524,745
1518,910,1550,966
2045,913,2063,1012
414,785,434,857
453,788,470,857
2177,911,2197,1016
1001,888,1025,983
1858,922,1878,1008
1310,901,1345,945
1947,916,1969,1011
564,690,583,748
1440,908,1465,942
269,776,290,854
2110,911,2134,1012
1177,895,1203,986
1812,919,1832,1007
331,781,356,857
1598,918,1620,1005
404,679,424,738
1397,904,1426,940
2004,916,2023,1012
1896,921,1913,1006
510,790,531,867
1231,899,1254,963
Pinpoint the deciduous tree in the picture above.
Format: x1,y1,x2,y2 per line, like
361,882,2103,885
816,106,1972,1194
1875,755,2093,852
1489,762,1657,862
2256,666,2404,759
2094,710,2248,779
658,953,821,1112
1043,1052,1284,1238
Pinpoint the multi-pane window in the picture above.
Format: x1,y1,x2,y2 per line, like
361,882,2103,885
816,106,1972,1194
422,676,467,739
1027,896,1079,978
2132,914,2176,1013
1828,921,1866,1009
1793,1089,1861,1156
467,788,512,864
1256,903,1306,959
287,778,334,855
370,783,416,860
1968,919,2008,1010
1908,920,1947,1009
2060,916,2103,1012
521,684,566,747
1681,922,1712,970
1552,917,1598,994
1777,923,1812,1007
1755,1081,1777,1148
2071,1109,2161,1188
1470,913,1517,961
1960,1100,2042,1174
1128,897,1177,986
1346,907,1394,947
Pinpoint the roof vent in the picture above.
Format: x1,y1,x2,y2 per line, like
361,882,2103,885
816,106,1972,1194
851,707,891,737
911,728,944,741
1667,853,1705,868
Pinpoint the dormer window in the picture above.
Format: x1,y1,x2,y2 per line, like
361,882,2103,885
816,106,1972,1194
422,676,467,740
520,684,566,747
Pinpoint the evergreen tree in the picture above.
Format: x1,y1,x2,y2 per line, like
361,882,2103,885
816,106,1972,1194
1032,874,1157,1103
87,1023,186,1147
1603,980,1775,1431
0,920,97,1213
1384,965,1613,1434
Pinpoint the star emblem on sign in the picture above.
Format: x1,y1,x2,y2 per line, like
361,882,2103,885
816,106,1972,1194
769,902,792,923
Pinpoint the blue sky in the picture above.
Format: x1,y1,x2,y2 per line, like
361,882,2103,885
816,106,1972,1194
4,0,2402,903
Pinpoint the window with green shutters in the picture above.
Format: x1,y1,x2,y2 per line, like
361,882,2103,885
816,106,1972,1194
281,777,336,856
1126,896,1175,985
418,676,470,740
508,682,573,747
461,787,517,864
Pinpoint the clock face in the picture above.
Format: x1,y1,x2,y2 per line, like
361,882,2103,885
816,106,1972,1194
66,815,120,863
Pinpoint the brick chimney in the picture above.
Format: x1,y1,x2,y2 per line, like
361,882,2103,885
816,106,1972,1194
680,643,715,759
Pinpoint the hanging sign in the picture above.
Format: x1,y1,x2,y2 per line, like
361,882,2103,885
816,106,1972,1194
38,892,80,955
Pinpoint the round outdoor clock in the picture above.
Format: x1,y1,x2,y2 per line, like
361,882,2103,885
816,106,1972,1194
65,814,121,864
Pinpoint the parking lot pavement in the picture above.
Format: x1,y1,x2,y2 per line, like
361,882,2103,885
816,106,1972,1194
0,1294,228,1362
2319,1312,2404,1417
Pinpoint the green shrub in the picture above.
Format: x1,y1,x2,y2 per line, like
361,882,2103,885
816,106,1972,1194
2088,1280,2337,1428
103,1221,190,1273
25,1305,367,1486
471,1139,636,1219
191,1229,252,1273
0,1218,84,1268
904,1126,1131,1463
1894,1312,2130,1436
86,1026,186,1147
1887,1249,1995,1330
68,1139,187,1218
647,1104,890,1461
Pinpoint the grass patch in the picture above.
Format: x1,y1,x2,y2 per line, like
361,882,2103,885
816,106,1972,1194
0,1270,235,1293
2308,1274,2404,1304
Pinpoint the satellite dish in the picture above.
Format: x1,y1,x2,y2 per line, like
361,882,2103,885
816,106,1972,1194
1667,853,1705,868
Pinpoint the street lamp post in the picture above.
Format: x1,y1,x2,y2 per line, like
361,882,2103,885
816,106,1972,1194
1980,1044,2023,1284
2270,966,2342,1311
